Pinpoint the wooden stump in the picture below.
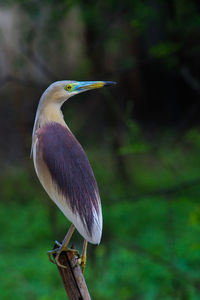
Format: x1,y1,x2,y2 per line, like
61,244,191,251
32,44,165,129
52,244,91,300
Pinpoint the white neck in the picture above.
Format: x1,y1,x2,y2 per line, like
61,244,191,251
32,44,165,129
32,87,70,138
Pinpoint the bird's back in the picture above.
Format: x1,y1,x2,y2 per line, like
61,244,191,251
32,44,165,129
33,122,102,244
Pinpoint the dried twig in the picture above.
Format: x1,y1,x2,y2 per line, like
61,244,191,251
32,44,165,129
52,244,91,300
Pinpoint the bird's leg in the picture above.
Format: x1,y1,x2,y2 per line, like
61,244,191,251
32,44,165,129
78,239,88,273
48,224,79,268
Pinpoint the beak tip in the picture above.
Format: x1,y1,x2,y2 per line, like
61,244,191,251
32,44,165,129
104,81,117,86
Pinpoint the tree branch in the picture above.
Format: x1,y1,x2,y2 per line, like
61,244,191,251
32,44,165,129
107,177,200,204
52,244,91,300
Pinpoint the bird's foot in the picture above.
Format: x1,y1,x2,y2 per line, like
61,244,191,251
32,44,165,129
47,242,79,268
78,254,87,273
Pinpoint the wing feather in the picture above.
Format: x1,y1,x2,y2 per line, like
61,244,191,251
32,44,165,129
33,122,102,244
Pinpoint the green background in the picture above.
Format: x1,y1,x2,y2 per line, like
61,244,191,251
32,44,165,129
0,0,200,299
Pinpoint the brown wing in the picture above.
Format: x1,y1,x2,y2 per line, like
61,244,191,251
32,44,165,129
33,122,102,244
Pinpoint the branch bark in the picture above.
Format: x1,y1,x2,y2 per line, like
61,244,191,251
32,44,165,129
52,244,91,300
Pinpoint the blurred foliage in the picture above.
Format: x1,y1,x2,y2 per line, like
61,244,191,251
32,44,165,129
119,120,151,154
0,0,200,299
1,128,200,299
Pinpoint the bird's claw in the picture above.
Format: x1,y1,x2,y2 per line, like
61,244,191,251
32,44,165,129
47,240,63,263
55,240,62,247
77,255,87,273
47,243,79,268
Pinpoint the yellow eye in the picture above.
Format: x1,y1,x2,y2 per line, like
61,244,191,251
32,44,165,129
65,84,73,91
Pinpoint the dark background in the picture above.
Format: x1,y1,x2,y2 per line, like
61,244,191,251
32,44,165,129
0,0,200,299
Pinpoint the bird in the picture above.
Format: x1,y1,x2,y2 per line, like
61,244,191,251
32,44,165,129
31,80,116,271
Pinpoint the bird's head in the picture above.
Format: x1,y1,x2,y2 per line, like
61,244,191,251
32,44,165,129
32,79,116,154
42,80,116,105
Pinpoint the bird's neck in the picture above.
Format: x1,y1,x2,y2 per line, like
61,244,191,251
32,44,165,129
41,103,65,126
34,103,67,135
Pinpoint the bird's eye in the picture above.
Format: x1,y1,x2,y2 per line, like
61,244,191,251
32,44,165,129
65,84,73,91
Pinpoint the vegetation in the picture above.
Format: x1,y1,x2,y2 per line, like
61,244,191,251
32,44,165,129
1,127,200,299
0,0,200,299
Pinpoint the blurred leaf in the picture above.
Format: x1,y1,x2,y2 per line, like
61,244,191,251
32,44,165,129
150,41,180,59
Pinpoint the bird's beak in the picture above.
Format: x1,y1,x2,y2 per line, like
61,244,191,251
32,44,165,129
74,81,116,92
